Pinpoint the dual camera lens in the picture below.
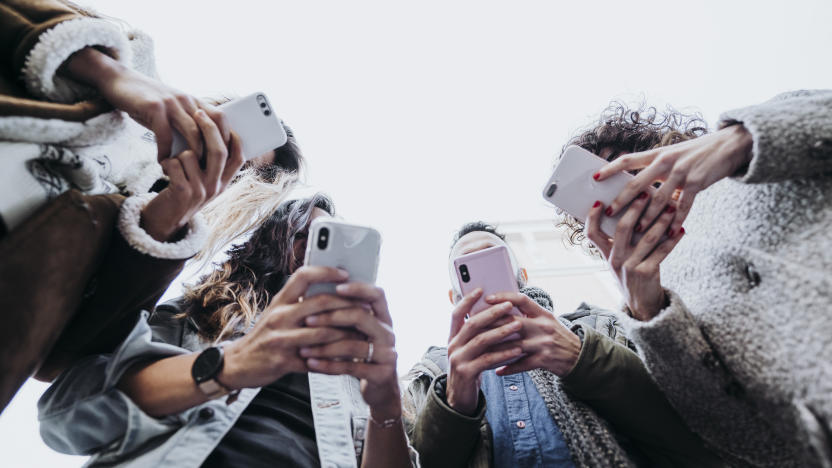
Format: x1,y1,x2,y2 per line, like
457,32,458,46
459,264,470,283
257,95,271,116
317,227,329,250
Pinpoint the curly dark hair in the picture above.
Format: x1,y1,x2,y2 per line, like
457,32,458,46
183,193,334,341
556,102,709,248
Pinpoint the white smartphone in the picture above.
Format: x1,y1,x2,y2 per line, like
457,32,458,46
303,218,382,297
542,145,654,239
170,92,287,161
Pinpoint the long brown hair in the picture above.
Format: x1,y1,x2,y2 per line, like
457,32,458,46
183,194,335,341
556,102,708,251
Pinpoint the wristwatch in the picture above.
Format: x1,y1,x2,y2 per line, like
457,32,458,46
192,345,233,399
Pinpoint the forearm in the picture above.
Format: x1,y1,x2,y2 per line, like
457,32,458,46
362,397,413,468
117,353,211,418
61,46,125,90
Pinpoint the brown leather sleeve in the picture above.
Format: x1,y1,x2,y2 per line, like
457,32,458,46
37,216,186,381
0,0,84,81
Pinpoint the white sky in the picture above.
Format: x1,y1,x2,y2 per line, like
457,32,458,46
2,1,831,466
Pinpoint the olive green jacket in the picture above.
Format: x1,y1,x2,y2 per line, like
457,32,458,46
402,304,725,468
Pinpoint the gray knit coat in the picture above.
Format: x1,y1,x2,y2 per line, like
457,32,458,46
627,90,832,468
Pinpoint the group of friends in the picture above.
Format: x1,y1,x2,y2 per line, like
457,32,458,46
1,1,830,467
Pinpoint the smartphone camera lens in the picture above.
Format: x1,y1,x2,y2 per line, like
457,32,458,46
260,102,267,108
264,109,271,116
546,183,557,197
317,227,329,250
459,264,470,283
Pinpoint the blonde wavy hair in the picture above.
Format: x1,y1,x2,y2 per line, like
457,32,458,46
183,194,335,342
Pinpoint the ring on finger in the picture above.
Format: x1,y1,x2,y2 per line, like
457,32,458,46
364,341,374,363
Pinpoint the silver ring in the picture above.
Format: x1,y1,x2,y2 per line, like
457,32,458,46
365,342,374,363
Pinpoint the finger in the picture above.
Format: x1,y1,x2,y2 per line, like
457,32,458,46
629,204,676,263
306,359,395,385
585,201,612,257
669,190,695,237
607,162,665,216
282,327,354,347
169,100,203,157
595,149,657,180
199,102,231,144
152,113,174,162
163,158,188,195
274,266,350,304
451,302,514,347
495,355,538,376
638,168,685,230
305,307,392,345
193,109,226,199
335,283,393,326
219,131,245,188
176,151,207,205
300,341,396,365
612,190,649,249
483,292,544,318
645,226,686,265
449,289,482,341
466,347,524,374
282,294,359,324
454,320,522,364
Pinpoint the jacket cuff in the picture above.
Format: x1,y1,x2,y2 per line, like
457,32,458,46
22,17,133,103
560,325,605,393
118,193,207,260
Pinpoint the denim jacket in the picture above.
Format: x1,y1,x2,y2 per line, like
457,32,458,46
38,302,419,467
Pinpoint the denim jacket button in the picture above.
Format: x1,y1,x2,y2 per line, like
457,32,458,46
516,420,526,429
199,407,215,420
509,385,519,391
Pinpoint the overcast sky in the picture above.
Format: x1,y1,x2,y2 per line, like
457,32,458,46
3,1,831,465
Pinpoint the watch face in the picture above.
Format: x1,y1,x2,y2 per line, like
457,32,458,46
192,347,223,383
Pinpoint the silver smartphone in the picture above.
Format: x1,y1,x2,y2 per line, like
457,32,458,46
170,92,287,161
303,218,382,297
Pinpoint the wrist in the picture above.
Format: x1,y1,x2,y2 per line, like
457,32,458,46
140,195,188,242
553,330,582,377
445,376,478,415
62,47,124,89
216,341,245,391
369,397,402,422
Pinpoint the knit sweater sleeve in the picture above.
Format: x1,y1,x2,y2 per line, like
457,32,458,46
0,0,132,103
719,90,832,183
627,289,806,467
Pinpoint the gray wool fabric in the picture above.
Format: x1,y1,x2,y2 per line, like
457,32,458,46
627,90,832,468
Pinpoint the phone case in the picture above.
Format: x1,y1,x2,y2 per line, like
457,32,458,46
170,92,288,161
454,245,520,315
541,145,653,239
303,218,382,297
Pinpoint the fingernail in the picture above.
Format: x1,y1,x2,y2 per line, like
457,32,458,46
605,207,613,216
680,227,686,235
635,224,643,233
307,358,321,367
638,191,648,200
473,288,483,296
665,205,676,214
337,269,349,279
485,294,496,302
195,109,206,117
511,347,523,355
592,201,601,208
306,316,319,325
335,283,349,293
299,347,311,356
592,172,600,180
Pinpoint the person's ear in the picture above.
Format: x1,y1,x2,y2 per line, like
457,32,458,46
520,268,528,284
448,289,455,304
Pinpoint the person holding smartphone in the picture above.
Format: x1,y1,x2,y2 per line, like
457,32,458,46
0,0,304,412
38,194,416,468
554,94,832,467
402,222,723,468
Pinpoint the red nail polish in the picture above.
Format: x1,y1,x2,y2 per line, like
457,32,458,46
605,207,613,216
665,205,676,214
593,201,601,208
635,224,643,233
593,172,600,180
680,227,686,234
638,192,648,200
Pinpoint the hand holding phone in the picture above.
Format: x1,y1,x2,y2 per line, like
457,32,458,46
170,92,287,161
